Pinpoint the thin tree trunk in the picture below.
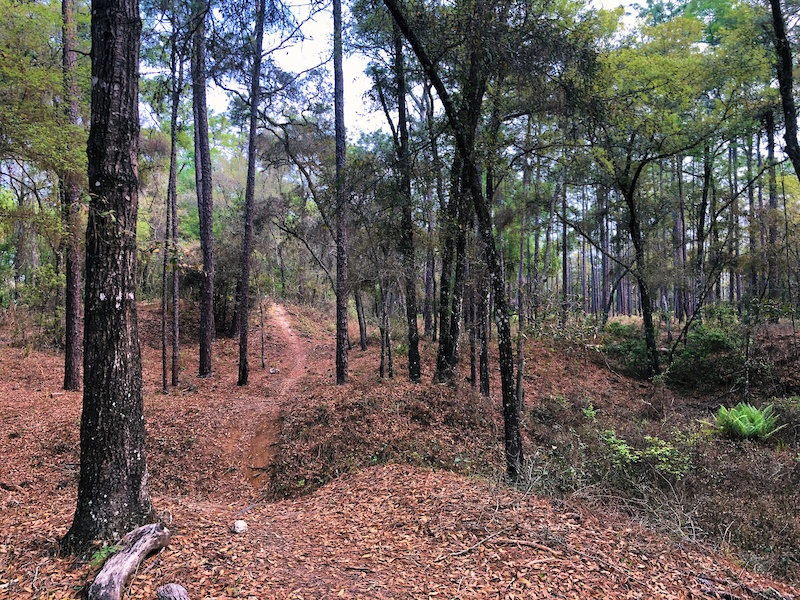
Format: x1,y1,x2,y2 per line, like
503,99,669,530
355,288,368,350
192,3,215,377
334,0,349,384
423,217,435,337
434,156,461,382
479,271,490,397
561,180,568,327
747,134,759,298
170,56,182,387
766,110,779,309
383,0,523,478
237,0,266,386
162,17,183,392
61,0,82,391
394,26,420,382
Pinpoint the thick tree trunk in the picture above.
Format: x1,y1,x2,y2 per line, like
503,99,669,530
61,0,82,391
63,0,154,551
237,0,266,386
447,202,468,372
192,4,215,377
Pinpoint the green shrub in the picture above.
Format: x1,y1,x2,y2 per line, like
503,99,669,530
600,430,692,479
668,323,744,389
714,402,784,441
15,263,65,348
602,322,652,378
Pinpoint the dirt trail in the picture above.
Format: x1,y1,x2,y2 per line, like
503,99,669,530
245,303,307,488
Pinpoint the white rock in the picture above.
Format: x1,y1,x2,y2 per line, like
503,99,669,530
231,519,248,534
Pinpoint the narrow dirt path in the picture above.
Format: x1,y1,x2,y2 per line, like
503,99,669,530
245,303,307,489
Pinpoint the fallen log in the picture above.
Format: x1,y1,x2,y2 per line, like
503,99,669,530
88,523,171,600
157,583,190,600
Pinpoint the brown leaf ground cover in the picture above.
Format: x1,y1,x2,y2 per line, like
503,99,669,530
0,302,798,599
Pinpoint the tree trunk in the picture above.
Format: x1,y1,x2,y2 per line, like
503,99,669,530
355,288,368,350
394,26,421,382
383,0,523,478
61,0,82,391
766,110,779,309
626,189,659,376
434,156,462,382
63,0,154,551
162,20,183,392
170,58,181,387
334,0,349,384
423,221,435,337
478,273,490,397
746,134,759,298
192,2,215,377
237,0,266,386
768,0,800,182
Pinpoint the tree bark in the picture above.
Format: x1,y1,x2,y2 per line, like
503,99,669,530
169,16,183,388
61,0,82,391
63,0,154,551
334,0,349,384
383,0,523,479
157,584,191,600
768,0,800,182
355,288,368,350
394,26,421,382
88,523,171,600
627,191,659,376
192,2,215,377
434,155,462,382
237,0,266,386
766,110,780,309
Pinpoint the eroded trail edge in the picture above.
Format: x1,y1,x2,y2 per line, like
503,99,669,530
245,303,307,488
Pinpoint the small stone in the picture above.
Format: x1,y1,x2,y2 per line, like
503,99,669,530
269,367,279,374
231,520,248,534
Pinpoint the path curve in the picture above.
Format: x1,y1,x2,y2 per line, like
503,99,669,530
245,303,307,488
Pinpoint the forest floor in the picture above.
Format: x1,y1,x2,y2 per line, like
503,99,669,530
1,301,799,599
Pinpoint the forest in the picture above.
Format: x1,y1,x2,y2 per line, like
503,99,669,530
2,0,800,597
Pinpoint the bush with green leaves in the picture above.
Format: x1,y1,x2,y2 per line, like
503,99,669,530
599,430,692,480
668,323,744,389
602,322,652,378
15,263,65,348
714,402,784,441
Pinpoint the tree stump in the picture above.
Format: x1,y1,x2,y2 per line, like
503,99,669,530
87,523,171,600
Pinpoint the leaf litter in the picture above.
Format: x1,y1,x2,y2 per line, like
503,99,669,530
0,302,797,599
